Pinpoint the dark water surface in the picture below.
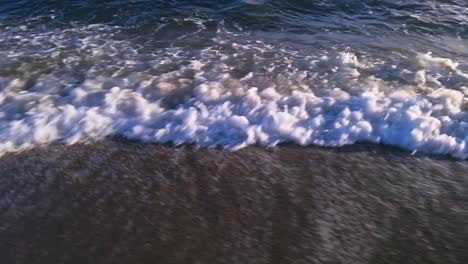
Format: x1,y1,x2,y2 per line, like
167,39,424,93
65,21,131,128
2,1,467,60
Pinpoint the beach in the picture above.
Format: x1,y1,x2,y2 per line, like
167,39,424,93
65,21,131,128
1,140,467,263
0,1,468,263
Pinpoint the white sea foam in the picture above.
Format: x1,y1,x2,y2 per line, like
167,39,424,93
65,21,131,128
0,24,467,158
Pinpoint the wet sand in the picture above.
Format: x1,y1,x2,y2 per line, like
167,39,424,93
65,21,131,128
0,140,467,264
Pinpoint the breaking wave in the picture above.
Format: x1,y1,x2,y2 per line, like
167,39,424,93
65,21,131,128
0,1,467,158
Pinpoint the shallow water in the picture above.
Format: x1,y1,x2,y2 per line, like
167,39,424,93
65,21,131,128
0,0,467,157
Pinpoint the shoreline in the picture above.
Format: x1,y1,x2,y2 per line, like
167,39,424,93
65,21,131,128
1,140,467,263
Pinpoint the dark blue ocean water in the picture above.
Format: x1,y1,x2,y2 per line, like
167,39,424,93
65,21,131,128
1,0,467,54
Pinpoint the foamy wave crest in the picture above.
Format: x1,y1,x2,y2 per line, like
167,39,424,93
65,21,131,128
0,23,467,158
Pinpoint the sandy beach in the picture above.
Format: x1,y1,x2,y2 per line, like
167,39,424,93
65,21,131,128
0,140,467,263
1,1,467,263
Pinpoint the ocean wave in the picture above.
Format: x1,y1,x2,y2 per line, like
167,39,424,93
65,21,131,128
0,0,467,159
0,22,466,158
